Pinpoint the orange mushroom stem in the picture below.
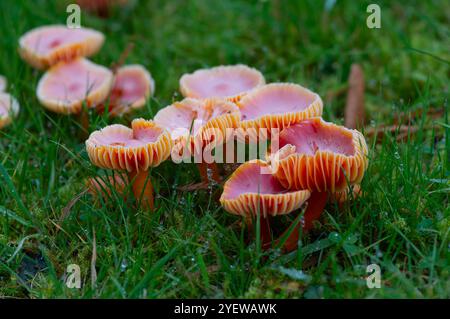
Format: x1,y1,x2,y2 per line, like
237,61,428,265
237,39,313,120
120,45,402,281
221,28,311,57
278,191,328,252
197,162,222,184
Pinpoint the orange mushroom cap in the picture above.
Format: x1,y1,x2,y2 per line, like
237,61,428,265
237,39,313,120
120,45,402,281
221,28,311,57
0,75,7,92
269,118,368,193
19,25,105,70
220,160,310,218
0,93,20,129
154,98,240,157
237,83,323,141
86,119,172,172
179,65,265,103
37,58,113,114
104,64,155,116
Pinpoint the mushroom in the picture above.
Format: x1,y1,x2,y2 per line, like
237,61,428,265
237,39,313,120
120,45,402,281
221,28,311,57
19,25,105,70
220,160,310,247
99,64,155,116
179,65,265,103
0,75,7,92
268,117,368,250
0,93,20,129
37,58,113,115
76,0,129,18
237,83,323,141
85,119,172,211
154,98,240,183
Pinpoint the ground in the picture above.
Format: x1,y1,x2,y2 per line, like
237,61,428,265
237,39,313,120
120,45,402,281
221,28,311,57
0,0,449,298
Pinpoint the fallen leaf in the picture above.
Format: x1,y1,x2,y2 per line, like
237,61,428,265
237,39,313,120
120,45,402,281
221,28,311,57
177,181,209,191
58,189,88,228
345,64,365,129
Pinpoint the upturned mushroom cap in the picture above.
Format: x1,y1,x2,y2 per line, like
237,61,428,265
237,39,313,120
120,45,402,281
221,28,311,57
37,58,113,114
154,98,240,157
86,119,172,172
269,118,368,193
0,75,7,92
19,25,105,70
0,93,20,129
237,83,323,140
105,65,155,116
179,65,265,103
220,160,310,218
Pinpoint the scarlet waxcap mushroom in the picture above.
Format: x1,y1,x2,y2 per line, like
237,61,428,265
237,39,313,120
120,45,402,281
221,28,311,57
154,98,240,157
0,75,7,92
86,119,172,211
105,64,155,116
19,25,105,70
220,160,310,218
179,65,265,103
237,83,323,140
86,118,172,172
269,117,368,193
0,93,20,129
37,58,113,114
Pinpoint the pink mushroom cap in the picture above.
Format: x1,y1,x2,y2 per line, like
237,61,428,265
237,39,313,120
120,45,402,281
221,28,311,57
86,119,172,172
19,25,105,70
104,65,155,116
220,160,310,218
154,98,240,156
36,58,113,114
179,65,265,102
237,83,323,141
269,118,368,192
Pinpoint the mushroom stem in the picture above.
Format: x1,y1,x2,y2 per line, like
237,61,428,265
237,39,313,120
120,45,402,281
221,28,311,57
129,170,154,211
272,191,328,252
197,162,221,184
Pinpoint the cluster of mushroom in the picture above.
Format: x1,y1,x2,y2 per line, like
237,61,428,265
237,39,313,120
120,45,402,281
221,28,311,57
177,65,369,252
19,25,154,121
84,64,368,254
0,75,20,129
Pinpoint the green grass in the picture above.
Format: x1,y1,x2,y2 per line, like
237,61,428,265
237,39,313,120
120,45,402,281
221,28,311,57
0,0,449,298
